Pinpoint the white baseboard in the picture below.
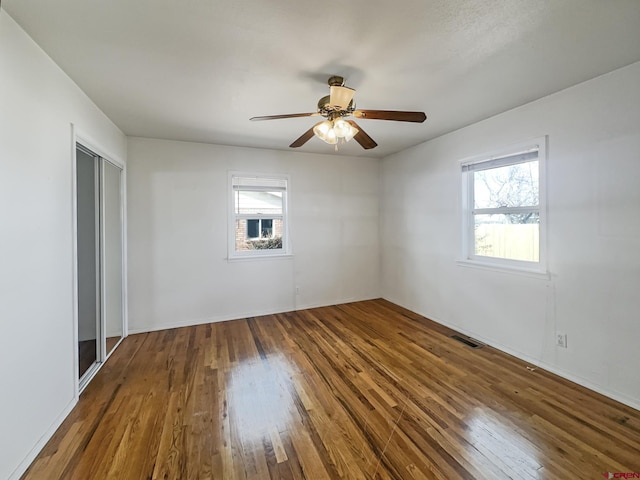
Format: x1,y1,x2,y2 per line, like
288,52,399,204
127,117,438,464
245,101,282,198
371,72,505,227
294,295,379,312
382,295,640,412
128,308,282,335
9,397,78,480
127,296,379,335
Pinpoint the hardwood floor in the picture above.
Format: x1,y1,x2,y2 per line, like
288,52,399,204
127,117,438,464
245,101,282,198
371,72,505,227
23,300,640,479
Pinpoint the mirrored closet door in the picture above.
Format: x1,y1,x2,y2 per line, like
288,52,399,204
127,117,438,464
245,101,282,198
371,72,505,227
102,160,124,357
76,143,124,390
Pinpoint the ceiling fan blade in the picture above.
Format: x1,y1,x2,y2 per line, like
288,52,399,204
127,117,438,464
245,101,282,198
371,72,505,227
352,110,426,123
250,113,319,121
289,125,317,148
347,120,378,150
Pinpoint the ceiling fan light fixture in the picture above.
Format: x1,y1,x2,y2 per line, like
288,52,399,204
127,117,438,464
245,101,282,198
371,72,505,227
333,118,358,142
325,128,338,144
313,120,338,144
332,118,350,137
314,118,358,145
343,124,358,142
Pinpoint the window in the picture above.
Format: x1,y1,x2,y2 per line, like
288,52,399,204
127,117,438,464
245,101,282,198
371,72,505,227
246,219,273,239
229,174,289,258
461,139,546,272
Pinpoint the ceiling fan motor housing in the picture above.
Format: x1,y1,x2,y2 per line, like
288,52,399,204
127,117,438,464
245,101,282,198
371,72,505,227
317,97,355,119
327,76,344,86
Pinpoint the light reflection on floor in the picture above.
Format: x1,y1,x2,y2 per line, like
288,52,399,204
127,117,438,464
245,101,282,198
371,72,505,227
227,354,295,445
465,407,543,478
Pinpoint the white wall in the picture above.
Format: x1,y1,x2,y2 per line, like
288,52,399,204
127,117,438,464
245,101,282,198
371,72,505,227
127,138,380,333
0,11,127,480
381,61,640,409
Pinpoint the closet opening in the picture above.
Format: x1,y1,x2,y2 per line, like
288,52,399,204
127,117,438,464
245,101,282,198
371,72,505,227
75,142,125,392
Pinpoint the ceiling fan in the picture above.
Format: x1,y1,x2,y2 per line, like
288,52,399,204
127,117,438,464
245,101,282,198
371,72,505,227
250,76,427,150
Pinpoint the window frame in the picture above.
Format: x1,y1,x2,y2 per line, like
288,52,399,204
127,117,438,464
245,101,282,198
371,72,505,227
228,172,291,260
460,137,548,275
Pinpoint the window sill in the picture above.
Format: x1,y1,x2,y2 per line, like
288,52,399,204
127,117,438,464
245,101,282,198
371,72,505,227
227,253,294,262
456,259,549,280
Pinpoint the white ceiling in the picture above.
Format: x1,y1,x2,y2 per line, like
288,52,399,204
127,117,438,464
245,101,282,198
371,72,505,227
5,0,640,158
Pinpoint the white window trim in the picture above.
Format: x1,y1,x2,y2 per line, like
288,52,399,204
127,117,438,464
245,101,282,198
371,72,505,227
459,136,548,276
228,171,292,260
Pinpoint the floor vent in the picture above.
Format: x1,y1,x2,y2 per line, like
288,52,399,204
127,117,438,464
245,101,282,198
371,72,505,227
451,334,483,349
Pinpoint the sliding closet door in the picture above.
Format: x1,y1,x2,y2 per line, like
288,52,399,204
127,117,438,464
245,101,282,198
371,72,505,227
75,140,125,391
76,147,100,380
101,160,124,356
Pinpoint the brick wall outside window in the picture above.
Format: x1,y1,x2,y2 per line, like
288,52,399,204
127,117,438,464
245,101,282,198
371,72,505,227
235,218,283,250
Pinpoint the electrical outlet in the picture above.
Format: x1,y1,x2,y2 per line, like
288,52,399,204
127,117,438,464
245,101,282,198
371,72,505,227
556,332,567,348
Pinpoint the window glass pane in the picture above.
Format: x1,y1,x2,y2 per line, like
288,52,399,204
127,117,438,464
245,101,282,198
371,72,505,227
474,213,539,262
474,161,538,209
235,190,283,215
247,219,259,238
261,219,273,237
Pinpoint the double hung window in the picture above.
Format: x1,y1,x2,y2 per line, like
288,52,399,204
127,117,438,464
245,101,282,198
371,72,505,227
230,174,289,258
461,139,546,272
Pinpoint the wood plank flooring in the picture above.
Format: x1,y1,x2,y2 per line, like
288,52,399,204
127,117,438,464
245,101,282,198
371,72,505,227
22,300,640,479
